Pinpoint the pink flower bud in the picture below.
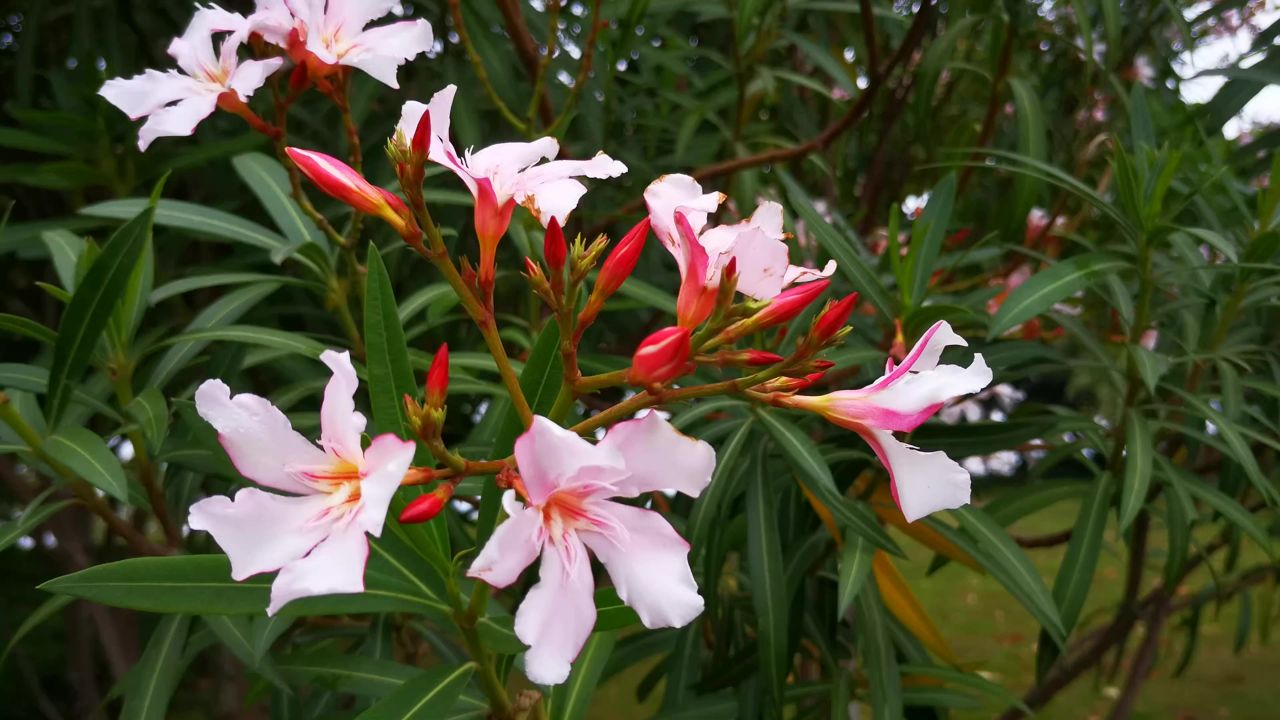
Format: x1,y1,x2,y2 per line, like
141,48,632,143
675,212,716,328
286,147,417,238
812,292,858,344
755,279,831,329
411,108,432,157
474,178,516,291
596,217,650,298
543,217,568,274
399,485,453,524
627,326,691,387
426,344,449,409
717,349,784,367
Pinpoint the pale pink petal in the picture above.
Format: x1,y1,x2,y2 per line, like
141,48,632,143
867,320,966,391
514,538,596,685
318,349,366,464
326,0,398,31
188,488,333,580
514,417,625,505
466,138,560,200
267,522,369,615
353,433,416,536
781,260,838,287
405,85,479,195
643,174,725,256
859,427,970,523
248,0,294,46
707,227,792,300
194,378,328,494
597,411,715,499
136,92,221,150
283,0,324,30
468,492,545,588
747,200,786,238
856,353,992,432
516,153,629,190
579,502,703,629
167,6,248,77
516,177,586,228
341,20,434,88
99,70,202,119
228,57,285,100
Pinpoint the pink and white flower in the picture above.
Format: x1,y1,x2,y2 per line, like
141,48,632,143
99,5,283,150
188,350,416,615
644,174,836,302
249,0,433,88
469,413,715,685
396,85,627,282
778,321,992,522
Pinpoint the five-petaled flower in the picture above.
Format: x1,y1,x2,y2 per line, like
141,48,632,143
644,174,836,303
397,85,628,287
249,0,434,88
777,320,992,523
99,5,283,150
188,350,416,615
468,413,715,685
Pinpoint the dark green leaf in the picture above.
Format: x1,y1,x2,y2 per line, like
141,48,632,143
357,662,475,720
548,632,617,720
1119,412,1152,533
747,451,788,714
45,426,129,501
854,583,902,719
837,531,874,618
988,253,1127,338
1053,473,1113,635
121,615,191,720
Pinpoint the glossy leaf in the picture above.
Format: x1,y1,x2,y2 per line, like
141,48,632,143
988,253,1127,338
1119,413,1152,533
747,452,789,714
357,662,476,720
45,426,129,502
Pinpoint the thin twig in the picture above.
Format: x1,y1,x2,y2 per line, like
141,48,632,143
449,0,529,134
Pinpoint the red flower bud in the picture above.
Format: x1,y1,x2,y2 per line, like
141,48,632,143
286,147,417,239
425,344,449,409
543,217,567,274
812,292,858,344
675,212,716,328
719,349,784,367
596,217,650,299
812,359,835,371
399,485,454,524
411,107,432,157
473,178,516,291
755,279,831,329
627,326,691,387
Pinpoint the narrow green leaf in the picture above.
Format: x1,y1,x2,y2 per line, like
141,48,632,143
46,207,153,425
689,420,754,552
837,531,874,618
1163,459,1275,558
357,662,476,720
147,282,282,388
904,174,956,308
548,632,617,720
747,451,788,715
953,506,1067,646
45,426,129,501
1053,473,1113,635
1170,388,1279,505
121,615,191,720
233,152,327,260
854,582,902,720
150,272,308,304
779,171,895,319
126,388,170,454
1119,413,1152,532
0,595,73,670
277,654,421,697
364,245,417,439
40,229,85,290
988,253,1127,338
80,199,289,258
1129,344,1170,394
0,496,74,552
0,313,56,345
203,615,288,688
0,363,121,421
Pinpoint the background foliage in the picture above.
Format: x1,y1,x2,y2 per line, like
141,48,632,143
2,1,1279,719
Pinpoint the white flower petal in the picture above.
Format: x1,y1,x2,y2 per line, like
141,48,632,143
579,502,703,629
643,173,725,257
188,488,333,580
468,495,545,588
99,70,202,119
136,92,221,150
228,57,285,100
860,427,971,523
597,411,715,498
326,0,398,32
354,433,416,536
267,522,369,615
514,417,625,504
517,178,587,227
194,378,328,494
318,349,366,463
342,20,434,88
513,538,596,685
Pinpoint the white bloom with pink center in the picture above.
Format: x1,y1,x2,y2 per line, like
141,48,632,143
188,350,415,615
468,413,715,685
643,174,836,301
396,85,628,230
99,5,283,150
782,321,992,522
250,0,433,88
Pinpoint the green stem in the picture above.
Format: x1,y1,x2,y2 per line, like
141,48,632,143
111,365,182,546
330,277,366,360
447,577,515,719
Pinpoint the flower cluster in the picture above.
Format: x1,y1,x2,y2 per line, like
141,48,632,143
100,0,992,690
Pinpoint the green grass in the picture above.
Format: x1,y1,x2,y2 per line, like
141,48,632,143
588,499,1280,718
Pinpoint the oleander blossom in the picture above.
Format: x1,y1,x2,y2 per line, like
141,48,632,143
779,321,992,522
396,85,627,281
468,413,715,685
248,0,433,88
99,5,283,150
187,350,415,615
644,174,836,302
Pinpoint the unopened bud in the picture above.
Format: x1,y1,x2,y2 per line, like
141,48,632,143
627,326,691,387
716,279,830,345
411,108,432,157
286,147,419,240
811,293,858,345
595,217,650,299
399,485,454,524
403,393,424,435
426,344,449,409
705,349,784,367
474,179,516,292
543,217,567,275
754,371,826,394
524,257,554,305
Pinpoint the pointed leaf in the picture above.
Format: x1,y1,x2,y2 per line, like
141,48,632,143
747,451,789,715
45,426,129,501
988,253,1127,338
547,632,617,720
357,662,476,720
1119,413,1152,532
121,615,191,720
